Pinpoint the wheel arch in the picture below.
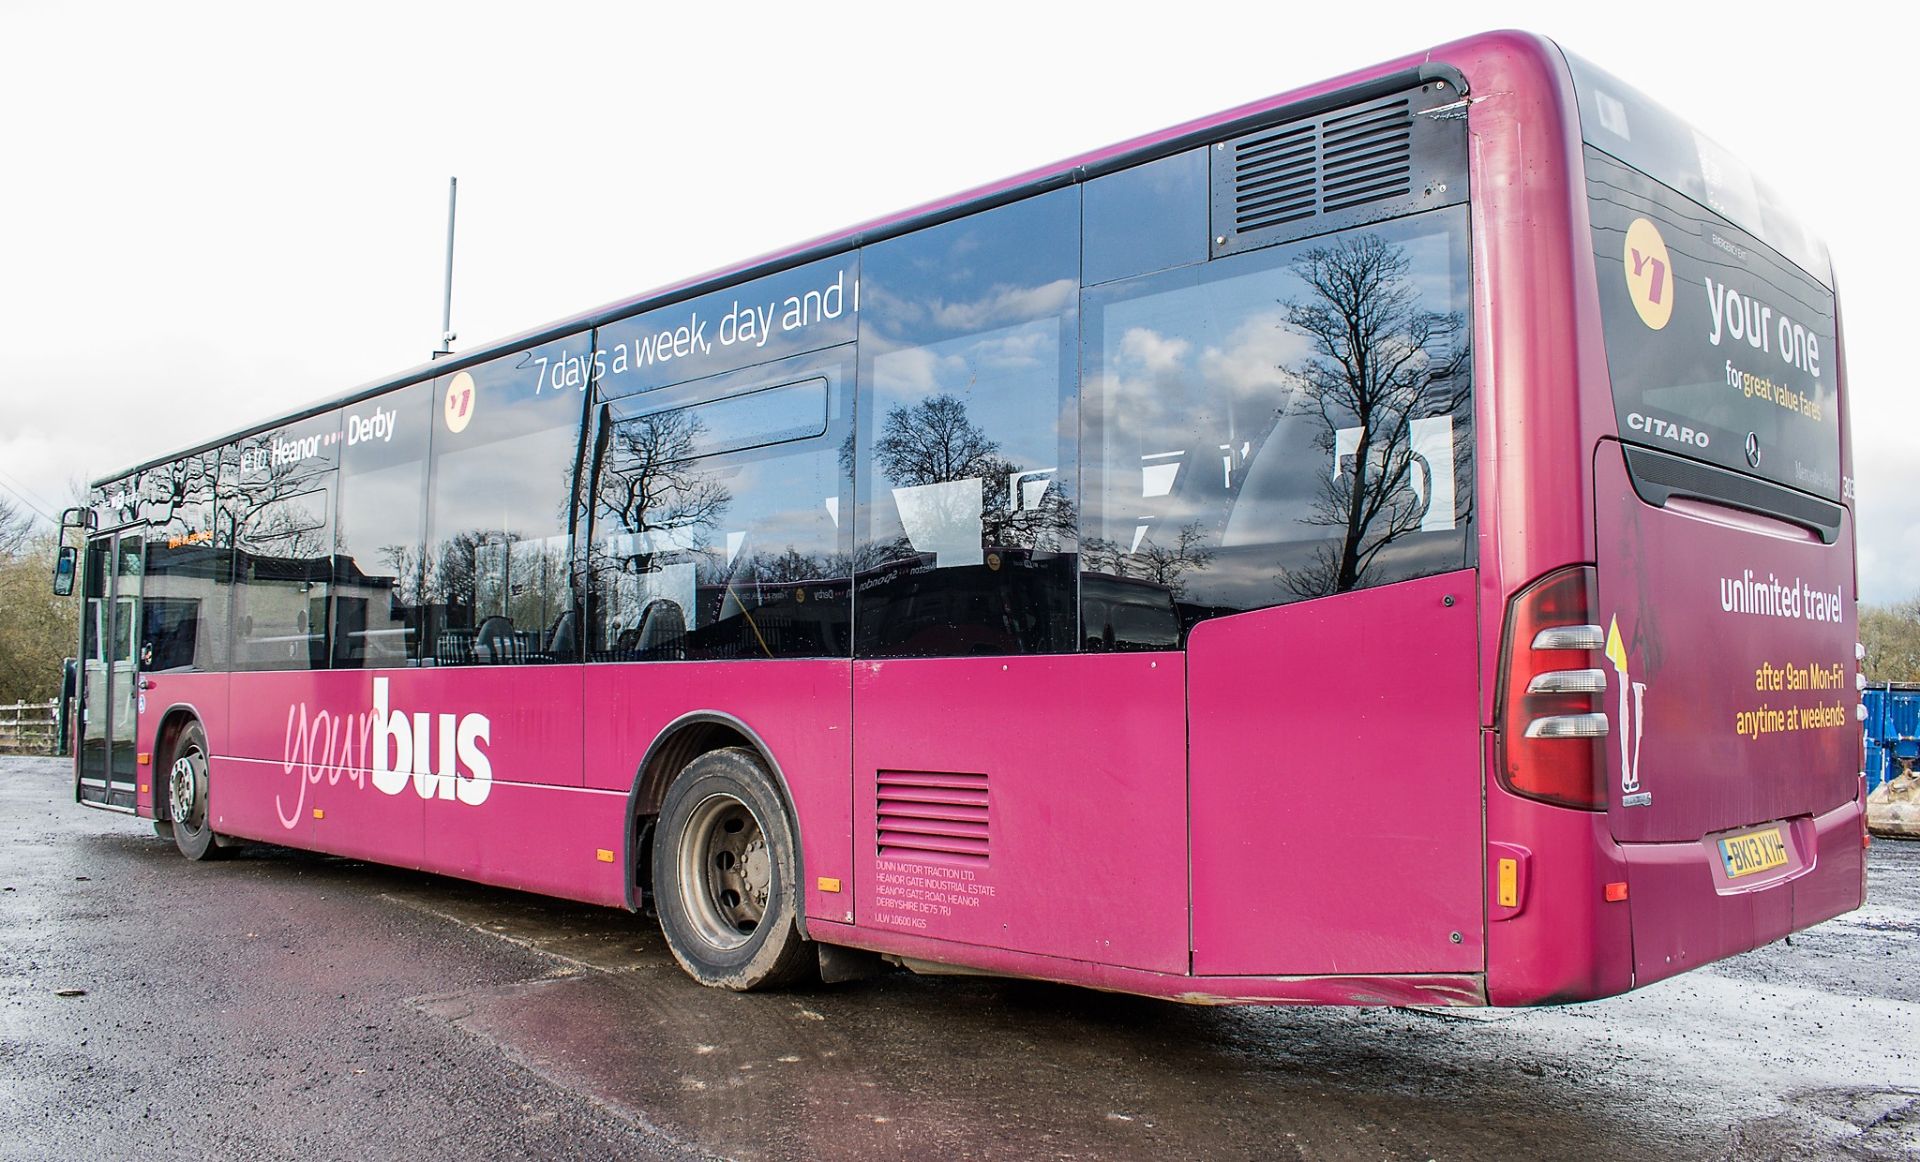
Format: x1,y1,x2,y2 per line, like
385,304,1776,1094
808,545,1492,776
623,711,805,919
150,702,208,821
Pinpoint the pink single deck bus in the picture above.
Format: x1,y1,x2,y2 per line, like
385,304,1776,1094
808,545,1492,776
62,30,1865,1005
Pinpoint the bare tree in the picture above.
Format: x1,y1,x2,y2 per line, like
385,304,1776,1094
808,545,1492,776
1081,522,1215,599
872,393,1074,553
596,408,732,556
873,395,1003,487
1277,232,1470,599
0,495,31,557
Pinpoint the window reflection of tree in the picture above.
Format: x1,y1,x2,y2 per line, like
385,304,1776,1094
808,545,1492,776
871,392,1074,555
1081,521,1214,598
1275,233,1470,599
225,433,336,670
591,408,733,656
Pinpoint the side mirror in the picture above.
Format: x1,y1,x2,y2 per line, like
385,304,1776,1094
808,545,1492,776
52,545,77,597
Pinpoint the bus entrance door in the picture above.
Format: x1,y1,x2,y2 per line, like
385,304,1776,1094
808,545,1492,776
76,531,143,812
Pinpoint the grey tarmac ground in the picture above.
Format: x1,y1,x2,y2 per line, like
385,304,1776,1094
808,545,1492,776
2,754,1916,1161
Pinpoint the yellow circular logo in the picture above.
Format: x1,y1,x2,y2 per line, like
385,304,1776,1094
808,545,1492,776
443,371,477,434
1623,218,1674,330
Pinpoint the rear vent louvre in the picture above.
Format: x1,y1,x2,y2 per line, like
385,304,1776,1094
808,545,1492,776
1211,85,1466,257
877,770,989,862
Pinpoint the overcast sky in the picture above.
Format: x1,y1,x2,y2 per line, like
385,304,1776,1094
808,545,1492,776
2,2,1910,602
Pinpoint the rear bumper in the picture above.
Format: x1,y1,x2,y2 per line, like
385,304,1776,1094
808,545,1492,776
1619,796,1865,988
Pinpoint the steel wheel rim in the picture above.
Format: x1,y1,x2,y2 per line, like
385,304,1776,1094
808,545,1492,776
676,792,772,952
169,747,204,831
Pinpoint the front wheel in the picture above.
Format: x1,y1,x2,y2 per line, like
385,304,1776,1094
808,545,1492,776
165,722,227,862
652,748,811,990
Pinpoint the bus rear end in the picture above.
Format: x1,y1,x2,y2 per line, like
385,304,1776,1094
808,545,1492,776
1492,49,1864,1002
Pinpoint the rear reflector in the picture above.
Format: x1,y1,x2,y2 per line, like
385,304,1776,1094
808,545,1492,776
1498,566,1609,810
1604,881,1629,902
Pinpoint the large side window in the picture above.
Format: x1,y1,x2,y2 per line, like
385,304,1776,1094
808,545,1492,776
588,348,854,661
227,413,340,671
1082,205,1474,649
854,189,1081,658
132,452,226,673
333,384,432,668
423,336,589,666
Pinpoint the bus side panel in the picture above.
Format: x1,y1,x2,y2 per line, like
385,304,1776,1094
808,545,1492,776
851,655,1187,974
413,666,610,901
211,670,344,848
420,778,628,906
585,660,855,928
213,668,599,894
1189,570,1482,976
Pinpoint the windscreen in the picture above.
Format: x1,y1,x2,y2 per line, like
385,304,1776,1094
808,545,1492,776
1568,56,1842,502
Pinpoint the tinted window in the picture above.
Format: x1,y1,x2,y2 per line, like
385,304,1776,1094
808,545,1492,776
1585,149,1839,500
1563,51,1829,286
132,453,226,672
1084,148,1209,286
333,383,432,667
589,349,854,661
598,255,859,399
1082,206,1473,648
227,413,339,671
424,338,588,666
855,189,1080,657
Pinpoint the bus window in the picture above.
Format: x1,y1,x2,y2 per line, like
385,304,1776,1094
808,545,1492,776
133,450,225,672
1082,205,1473,647
334,383,432,668
1083,147,1209,287
423,336,589,665
589,350,854,661
855,188,1080,658
227,413,339,672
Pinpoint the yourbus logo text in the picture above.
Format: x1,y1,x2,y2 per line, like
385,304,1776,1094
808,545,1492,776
276,679,494,829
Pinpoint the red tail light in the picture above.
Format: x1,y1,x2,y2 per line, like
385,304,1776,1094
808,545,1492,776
1498,566,1608,810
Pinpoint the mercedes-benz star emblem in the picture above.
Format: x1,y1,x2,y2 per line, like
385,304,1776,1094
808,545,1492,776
1744,432,1762,468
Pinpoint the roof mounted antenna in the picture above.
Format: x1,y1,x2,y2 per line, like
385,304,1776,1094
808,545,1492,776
432,176,458,360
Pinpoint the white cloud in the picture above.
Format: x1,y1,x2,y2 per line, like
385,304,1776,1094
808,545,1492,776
1118,328,1191,375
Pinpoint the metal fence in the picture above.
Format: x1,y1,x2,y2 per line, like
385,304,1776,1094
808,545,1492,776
0,700,59,755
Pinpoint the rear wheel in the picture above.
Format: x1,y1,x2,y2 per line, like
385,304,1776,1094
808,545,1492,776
166,722,226,862
652,748,811,990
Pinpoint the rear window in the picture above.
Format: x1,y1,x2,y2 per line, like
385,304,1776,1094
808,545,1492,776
1585,148,1840,501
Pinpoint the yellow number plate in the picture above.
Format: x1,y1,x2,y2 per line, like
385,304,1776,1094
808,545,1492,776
1718,827,1790,879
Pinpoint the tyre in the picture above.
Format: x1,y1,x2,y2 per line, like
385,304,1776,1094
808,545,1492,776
651,747,811,990
165,722,227,861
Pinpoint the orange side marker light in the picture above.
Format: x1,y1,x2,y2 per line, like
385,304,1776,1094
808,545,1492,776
595,849,615,863
313,809,325,820
1603,881,1629,903
1496,858,1519,908
817,877,843,893
136,752,151,766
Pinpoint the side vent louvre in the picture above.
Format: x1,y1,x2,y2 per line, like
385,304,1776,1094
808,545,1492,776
877,770,989,863
1211,85,1467,257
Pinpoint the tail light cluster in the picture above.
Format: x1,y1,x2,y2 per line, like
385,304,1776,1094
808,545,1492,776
1498,566,1609,810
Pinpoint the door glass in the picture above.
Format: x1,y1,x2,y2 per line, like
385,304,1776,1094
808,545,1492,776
78,539,111,789
110,536,144,791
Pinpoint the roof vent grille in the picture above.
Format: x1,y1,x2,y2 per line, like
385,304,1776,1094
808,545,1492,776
1212,85,1467,256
